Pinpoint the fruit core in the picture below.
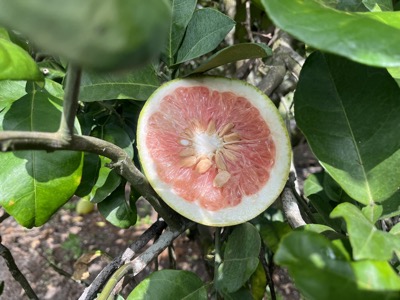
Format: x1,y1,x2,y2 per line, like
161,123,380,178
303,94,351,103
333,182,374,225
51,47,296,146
146,86,276,211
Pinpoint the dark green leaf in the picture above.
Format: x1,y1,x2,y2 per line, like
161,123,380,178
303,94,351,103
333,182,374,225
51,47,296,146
89,157,121,204
303,173,342,231
381,191,400,219
295,52,400,205
165,0,197,66
127,270,207,300
0,0,171,70
275,231,400,300
331,203,400,260
190,43,272,74
75,153,101,198
216,223,261,293
0,38,43,81
79,65,160,102
175,8,235,65
97,182,137,228
222,288,254,300
0,84,82,227
262,0,400,67
259,220,291,253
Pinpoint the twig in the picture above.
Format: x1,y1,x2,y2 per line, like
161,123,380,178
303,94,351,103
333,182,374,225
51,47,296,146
97,224,189,300
58,64,82,141
281,173,307,228
79,219,167,300
0,242,38,300
0,132,183,229
259,242,276,300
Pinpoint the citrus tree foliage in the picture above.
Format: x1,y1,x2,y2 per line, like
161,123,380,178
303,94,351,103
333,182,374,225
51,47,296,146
0,0,400,299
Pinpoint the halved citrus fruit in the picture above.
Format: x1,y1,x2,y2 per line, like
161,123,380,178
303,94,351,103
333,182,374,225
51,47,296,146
137,77,291,226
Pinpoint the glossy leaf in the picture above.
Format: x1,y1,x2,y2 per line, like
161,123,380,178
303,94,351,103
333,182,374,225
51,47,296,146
295,52,400,205
75,153,101,198
216,223,261,293
79,65,160,102
127,270,207,300
303,173,342,231
89,157,121,204
97,182,137,228
0,38,43,81
315,0,368,11
388,67,400,87
0,84,82,227
331,203,400,261
190,43,272,74
275,231,400,300
165,0,197,66
262,0,400,67
175,8,235,65
0,0,171,70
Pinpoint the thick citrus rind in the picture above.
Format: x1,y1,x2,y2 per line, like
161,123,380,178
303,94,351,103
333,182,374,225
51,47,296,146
137,77,291,226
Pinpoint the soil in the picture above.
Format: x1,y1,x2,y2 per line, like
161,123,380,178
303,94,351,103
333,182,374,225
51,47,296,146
0,141,315,300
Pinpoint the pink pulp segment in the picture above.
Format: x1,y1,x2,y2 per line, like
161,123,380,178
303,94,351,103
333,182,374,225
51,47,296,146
145,86,276,211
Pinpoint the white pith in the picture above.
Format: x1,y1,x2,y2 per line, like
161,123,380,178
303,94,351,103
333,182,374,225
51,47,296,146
137,77,292,226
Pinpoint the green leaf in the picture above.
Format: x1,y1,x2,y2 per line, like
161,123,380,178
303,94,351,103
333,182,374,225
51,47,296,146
315,0,368,11
89,157,121,204
0,85,82,227
331,203,400,260
127,270,207,300
249,262,267,300
295,52,400,205
0,80,26,110
303,173,342,231
388,67,400,88
79,65,160,102
0,0,171,71
97,182,137,228
259,220,291,253
190,43,272,74
261,0,400,67
75,153,101,198
44,78,64,100
221,288,254,300
216,223,261,293
175,8,235,65
165,0,197,66
275,231,400,300
361,203,383,223
0,38,43,81
390,223,400,236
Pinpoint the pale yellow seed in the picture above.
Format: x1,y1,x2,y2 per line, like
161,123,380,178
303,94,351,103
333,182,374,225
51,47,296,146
196,157,213,174
223,132,241,143
215,152,227,171
222,149,237,162
213,170,231,188
179,147,195,157
219,122,235,136
206,120,216,135
180,156,198,168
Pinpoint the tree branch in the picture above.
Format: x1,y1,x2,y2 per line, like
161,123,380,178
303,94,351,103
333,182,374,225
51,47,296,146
0,131,184,229
0,242,38,300
58,64,82,141
281,172,307,228
79,219,167,300
97,223,190,300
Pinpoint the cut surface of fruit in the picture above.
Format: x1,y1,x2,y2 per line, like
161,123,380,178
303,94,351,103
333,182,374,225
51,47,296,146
137,77,291,226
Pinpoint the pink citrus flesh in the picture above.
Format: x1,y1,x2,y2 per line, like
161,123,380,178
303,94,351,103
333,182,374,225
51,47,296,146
137,77,291,226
